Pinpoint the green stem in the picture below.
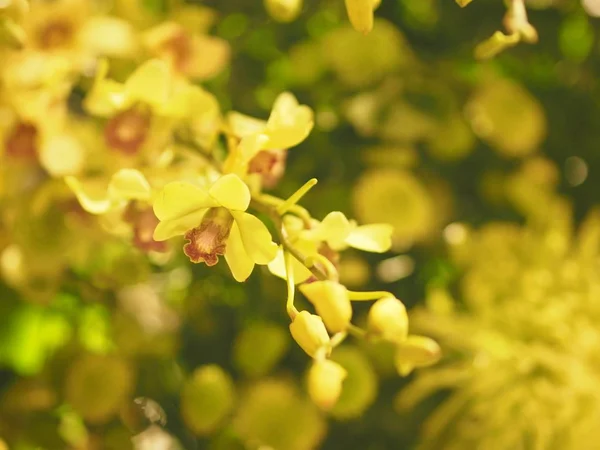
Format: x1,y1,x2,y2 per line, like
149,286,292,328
305,254,338,281
284,251,299,319
277,178,318,215
348,324,367,339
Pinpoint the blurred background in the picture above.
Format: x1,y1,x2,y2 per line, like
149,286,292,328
1,0,600,448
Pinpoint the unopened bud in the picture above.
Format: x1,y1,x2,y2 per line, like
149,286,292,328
300,281,352,333
308,359,347,410
345,0,375,34
395,335,441,376
367,296,408,343
289,311,330,358
264,0,303,23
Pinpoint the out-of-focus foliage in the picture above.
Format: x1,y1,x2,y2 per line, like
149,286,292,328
1,0,600,449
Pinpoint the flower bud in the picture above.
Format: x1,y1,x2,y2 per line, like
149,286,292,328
264,0,303,23
367,296,408,343
308,359,347,410
300,281,352,333
394,335,441,376
289,311,330,358
345,0,375,34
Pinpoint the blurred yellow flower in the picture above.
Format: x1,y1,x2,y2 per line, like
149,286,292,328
308,359,347,410
265,0,303,23
466,77,547,158
143,21,229,80
353,169,435,248
398,204,600,449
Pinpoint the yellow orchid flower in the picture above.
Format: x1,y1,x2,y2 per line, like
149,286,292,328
152,174,278,282
143,21,230,81
223,92,314,176
65,169,168,253
268,212,393,283
306,211,393,253
14,0,136,68
84,59,218,157
66,168,152,216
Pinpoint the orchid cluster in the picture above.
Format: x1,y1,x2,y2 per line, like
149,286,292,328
0,0,438,438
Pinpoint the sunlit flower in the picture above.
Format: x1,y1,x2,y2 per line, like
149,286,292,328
152,174,278,281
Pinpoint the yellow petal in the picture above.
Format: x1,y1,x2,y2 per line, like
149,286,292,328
187,34,230,80
225,221,255,282
222,133,269,176
345,0,374,34
84,79,128,117
153,208,210,241
226,111,267,138
231,211,278,264
125,59,171,107
80,16,138,58
208,174,251,211
108,169,151,201
153,182,216,221
267,247,313,283
65,176,112,215
39,134,84,177
345,224,393,253
264,92,314,150
313,212,352,250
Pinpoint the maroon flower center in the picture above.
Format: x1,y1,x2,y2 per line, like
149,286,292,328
160,30,193,73
5,122,38,160
183,208,234,266
37,20,74,50
123,204,168,253
104,108,151,155
248,149,287,189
